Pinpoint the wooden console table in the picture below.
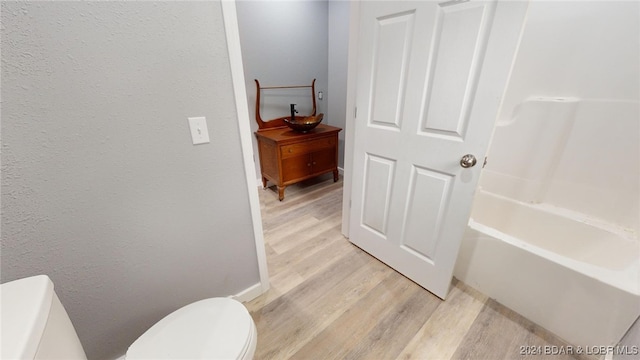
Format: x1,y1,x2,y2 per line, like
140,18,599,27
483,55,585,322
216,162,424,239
255,124,342,201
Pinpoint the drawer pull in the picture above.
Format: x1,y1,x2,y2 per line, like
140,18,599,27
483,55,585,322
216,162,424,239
307,163,311,167
288,149,293,153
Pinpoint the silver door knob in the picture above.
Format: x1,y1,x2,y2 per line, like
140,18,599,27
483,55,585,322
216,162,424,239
460,154,477,168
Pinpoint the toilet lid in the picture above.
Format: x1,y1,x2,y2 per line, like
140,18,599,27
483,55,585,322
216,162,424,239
126,298,254,360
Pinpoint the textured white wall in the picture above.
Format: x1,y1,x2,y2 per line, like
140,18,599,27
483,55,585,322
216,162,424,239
236,0,329,179
1,2,260,359
482,1,639,234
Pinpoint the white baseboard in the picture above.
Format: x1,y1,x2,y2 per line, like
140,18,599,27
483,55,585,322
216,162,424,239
231,282,264,303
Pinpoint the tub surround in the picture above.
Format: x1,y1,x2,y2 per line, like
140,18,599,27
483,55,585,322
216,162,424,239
484,98,639,236
462,95,639,350
456,0,639,350
485,0,639,235
455,191,640,348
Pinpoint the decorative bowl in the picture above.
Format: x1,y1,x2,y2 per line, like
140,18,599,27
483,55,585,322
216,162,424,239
284,113,324,133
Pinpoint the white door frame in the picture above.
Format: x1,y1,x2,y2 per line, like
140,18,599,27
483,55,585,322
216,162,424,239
340,0,361,239
222,0,270,298
223,0,352,296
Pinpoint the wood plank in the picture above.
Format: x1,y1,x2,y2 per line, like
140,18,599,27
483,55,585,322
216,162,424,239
341,278,442,360
267,224,343,277
250,177,583,360
451,299,583,360
251,245,391,359
261,181,343,225
291,270,416,359
268,211,342,254
396,279,487,360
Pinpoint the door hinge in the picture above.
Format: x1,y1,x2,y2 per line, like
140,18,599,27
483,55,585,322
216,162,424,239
354,107,358,118
483,157,488,168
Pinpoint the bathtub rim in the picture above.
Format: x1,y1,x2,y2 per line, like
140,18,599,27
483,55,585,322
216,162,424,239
473,189,637,241
468,203,640,297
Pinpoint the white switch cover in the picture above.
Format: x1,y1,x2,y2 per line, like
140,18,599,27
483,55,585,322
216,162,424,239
188,117,210,145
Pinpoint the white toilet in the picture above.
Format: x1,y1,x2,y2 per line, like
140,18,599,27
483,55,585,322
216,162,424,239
1,275,257,360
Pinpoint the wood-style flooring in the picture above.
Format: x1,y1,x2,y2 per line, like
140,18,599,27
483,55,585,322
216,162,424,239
246,175,586,360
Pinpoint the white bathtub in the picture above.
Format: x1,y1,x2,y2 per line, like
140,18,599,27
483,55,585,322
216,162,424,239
454,190,640,348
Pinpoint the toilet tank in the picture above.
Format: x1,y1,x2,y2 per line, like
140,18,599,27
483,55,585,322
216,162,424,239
1,275,87,360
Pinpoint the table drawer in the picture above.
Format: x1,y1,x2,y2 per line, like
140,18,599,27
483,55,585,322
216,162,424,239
280,136,336,159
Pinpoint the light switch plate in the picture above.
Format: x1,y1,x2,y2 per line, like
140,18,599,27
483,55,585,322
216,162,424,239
188,117,210,145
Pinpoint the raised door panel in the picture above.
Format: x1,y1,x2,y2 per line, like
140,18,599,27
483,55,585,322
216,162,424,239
421,2,491,140
400,166,454,262
370,10,415,129
361,154,395,237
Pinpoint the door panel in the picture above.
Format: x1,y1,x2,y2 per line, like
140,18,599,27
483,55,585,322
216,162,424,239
362,154,396,236
349,0,528,299
401,166,454,262
422,2,492,138
370,10,415,128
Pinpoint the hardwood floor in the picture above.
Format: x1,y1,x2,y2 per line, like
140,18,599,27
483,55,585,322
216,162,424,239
246,175,586,360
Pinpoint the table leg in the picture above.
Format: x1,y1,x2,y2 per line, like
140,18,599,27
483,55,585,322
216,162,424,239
277,186,285,201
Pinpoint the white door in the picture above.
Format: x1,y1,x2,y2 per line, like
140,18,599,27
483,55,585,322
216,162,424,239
349,0,528,299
